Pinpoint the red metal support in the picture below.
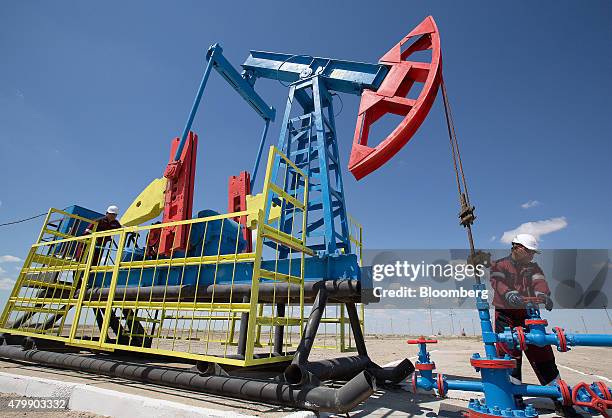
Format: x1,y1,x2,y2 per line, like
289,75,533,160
159,131,198,256
228,171,252,252
349,16,442,180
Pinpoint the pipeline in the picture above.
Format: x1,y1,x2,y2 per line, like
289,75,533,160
407,287,612,417
413,371,612,417
284,355,414,386
84,279,361,304
497,327,612,351
0,345,375,413
367,358,415,384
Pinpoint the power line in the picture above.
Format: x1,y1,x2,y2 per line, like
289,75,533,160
0,212,48,227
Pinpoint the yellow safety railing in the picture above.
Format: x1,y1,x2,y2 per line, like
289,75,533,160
0,146,310,367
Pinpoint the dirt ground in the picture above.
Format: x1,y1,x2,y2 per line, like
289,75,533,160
0,336,609,417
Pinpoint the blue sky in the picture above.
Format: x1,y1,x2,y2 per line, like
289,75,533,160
0,1,611,334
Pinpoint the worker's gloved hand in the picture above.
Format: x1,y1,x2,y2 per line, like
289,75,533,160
536,291,554,311
505,290,525,308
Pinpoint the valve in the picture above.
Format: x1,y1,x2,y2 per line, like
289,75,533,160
408,337,437,368
572,381,612,417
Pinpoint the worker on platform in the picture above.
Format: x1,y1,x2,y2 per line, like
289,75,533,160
490,233,579,417
81,205,122,265
84,205,122,235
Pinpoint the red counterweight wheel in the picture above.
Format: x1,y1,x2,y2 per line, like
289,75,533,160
349,16,442,180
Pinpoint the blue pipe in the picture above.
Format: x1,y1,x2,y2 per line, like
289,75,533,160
567,333,612,347
474,283,498,358
416,375,612,402
517,384,561,398
415,376,435,391
174,46,217,161
446,379,484,392
498,330,612,349
250,119,270,190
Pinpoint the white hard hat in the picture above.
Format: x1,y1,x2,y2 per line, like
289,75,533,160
512,233,540,252
106,205,119,215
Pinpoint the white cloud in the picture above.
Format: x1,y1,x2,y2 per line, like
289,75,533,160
490,235,496,242
0,278,16,290
501,217,568,244
521,200,541,209
0,255,22,263
0,266,5,274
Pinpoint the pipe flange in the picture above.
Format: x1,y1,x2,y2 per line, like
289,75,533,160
515,326,527,351
525,319,548,326
470,358,517,369
553,326,568,352
436,373,446,398
411,372,418,393
557,379,572,406
416,362,435,371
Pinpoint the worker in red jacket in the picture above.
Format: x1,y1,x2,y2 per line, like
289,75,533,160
490,233,579,417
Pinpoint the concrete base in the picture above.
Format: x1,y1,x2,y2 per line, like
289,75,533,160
0,368,315,418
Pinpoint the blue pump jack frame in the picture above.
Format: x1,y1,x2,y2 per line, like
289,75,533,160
170,43,391,257
242,51,387,256
411,283,612,417
173,44,275,162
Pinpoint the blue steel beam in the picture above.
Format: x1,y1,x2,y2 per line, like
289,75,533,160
174,44,275,161
242,51,388,95
207,45,276,121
